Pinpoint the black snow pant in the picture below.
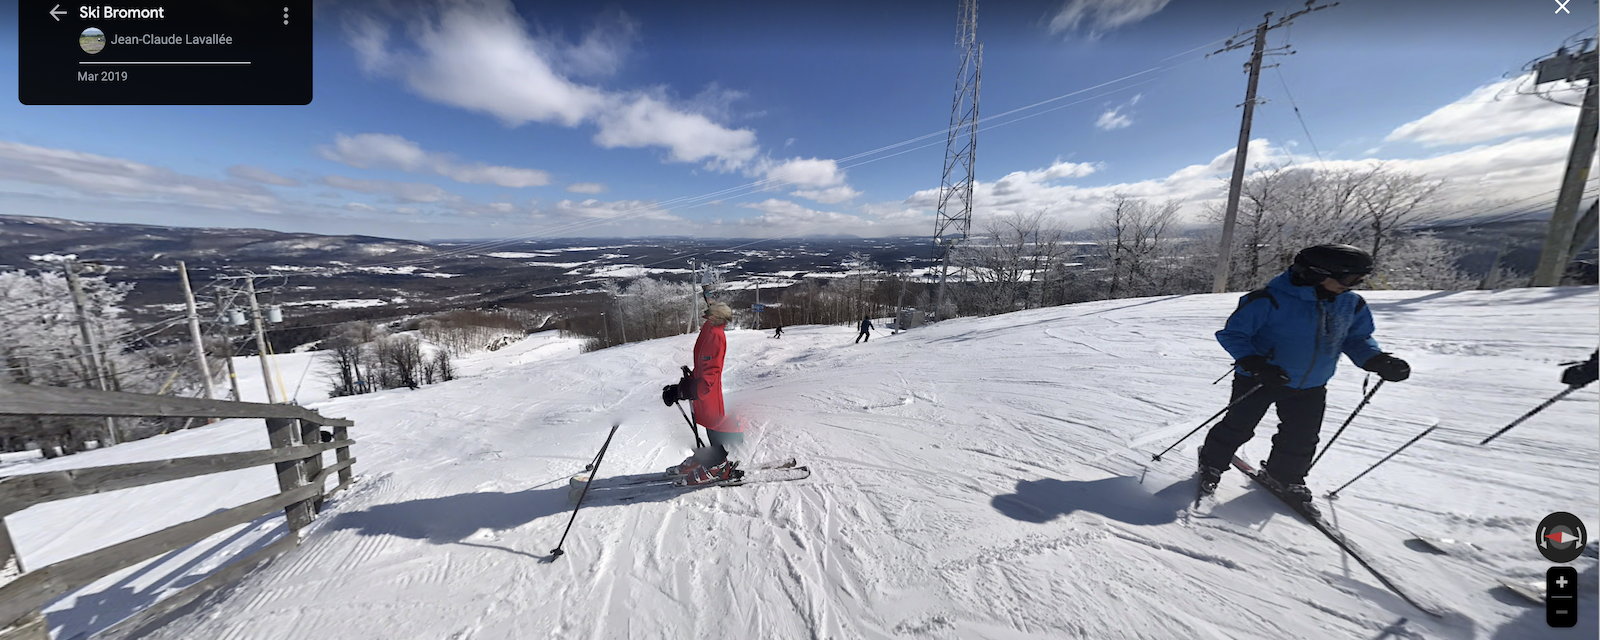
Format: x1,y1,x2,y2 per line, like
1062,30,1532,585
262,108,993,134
855,331,869,343
1198,374,1328,485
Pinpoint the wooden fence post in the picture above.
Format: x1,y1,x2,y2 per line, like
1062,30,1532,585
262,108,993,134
0,518,47,640
263,418,313,534
298,421,326,514
332,425,354,492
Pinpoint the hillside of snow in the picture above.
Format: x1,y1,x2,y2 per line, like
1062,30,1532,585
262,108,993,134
5,287,1598,640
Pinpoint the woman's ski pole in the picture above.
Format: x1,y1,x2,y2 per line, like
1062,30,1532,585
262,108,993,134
1151,384,1264,462
550,423,620,559
1327,422,1438,499
1479,386,1582,445
1307,378,1385,471
675,402,705,448
673,365,706,448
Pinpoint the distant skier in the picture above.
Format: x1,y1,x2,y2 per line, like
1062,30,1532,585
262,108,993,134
1196,244,1411,502
855,316,873,343
773,324,784,339
661,302,741,485
1562,350,1598,388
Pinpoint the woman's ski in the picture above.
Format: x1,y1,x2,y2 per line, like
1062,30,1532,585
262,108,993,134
1231,456,1444,618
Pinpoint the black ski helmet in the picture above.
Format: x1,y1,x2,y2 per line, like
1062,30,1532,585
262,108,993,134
1291,244,1373,282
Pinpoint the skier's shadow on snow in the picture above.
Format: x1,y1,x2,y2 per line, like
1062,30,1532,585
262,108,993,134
991,476,1196,525
326,480,697,548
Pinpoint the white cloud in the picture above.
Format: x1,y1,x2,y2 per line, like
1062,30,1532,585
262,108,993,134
322,175,452,203
544,198,677,221
751,156,862,203
1095,94,1141,130
1047,0,1171,39
991,159,1101,196
1096,107,1132,130
318,133,551,188
903,141,1295,229
860,202,934,229
592,92,759,167
566,182,607,194
228,165,301,186
897,128,1576,233
791,186,862,204
737,199,865,228
343,1,759,170
0,140,280,212
545,9,637,78
1386,73,1583,147
757,157,845,188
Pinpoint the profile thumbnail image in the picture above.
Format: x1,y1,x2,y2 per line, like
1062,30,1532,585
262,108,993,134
80,27,105,54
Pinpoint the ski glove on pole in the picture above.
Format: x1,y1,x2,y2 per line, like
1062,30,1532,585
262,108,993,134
1361,353,1411,382
1236,355,1291,386
1561,351,1598,387
662,367,701,406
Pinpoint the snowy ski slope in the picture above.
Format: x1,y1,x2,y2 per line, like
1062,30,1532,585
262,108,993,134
4,287,1597,639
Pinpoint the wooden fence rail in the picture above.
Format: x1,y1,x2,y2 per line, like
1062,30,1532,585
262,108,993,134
0,383,357,640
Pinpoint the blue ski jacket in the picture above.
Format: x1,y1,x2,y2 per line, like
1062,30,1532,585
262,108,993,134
1216,270,1385,389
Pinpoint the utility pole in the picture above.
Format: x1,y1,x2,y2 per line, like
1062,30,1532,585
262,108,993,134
933,0,982,320
686,259,697,334
243,276,278,403
1209,1,1338,293
60,257,119,446
224,341,242,401
1569,200,1599,261
217,274,280,403
177,262,214,400
1532,45,1598,286
217,291,243,401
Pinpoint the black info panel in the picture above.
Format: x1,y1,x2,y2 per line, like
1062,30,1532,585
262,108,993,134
19,1,312,105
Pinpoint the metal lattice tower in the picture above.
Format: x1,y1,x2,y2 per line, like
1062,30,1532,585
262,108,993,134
933,0,981,320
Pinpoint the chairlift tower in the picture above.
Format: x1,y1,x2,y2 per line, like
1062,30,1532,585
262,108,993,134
933,0,981,320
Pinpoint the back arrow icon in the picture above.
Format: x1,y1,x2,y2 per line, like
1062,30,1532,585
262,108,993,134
49,4,67,21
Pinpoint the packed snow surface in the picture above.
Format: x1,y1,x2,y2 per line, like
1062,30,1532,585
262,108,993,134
5,287,1597,640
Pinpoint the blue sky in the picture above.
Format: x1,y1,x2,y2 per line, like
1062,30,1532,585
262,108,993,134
0,0,1595,240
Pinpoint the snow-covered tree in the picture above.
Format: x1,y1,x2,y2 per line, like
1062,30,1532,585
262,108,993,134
1370,232,1477,290
0,268,154,454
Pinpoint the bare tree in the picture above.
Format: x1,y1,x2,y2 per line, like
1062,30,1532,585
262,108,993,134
1096,194,1182,298
1356,164,1445,263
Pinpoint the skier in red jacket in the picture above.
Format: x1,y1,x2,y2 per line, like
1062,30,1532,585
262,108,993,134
662,302,741,484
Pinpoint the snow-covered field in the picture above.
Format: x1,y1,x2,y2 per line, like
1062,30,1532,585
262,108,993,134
221,330,585,405
4,287,1597,640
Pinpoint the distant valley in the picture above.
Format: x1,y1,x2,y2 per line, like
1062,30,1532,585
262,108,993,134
0,213,1584,352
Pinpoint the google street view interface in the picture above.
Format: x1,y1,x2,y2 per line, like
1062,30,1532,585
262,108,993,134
4,0,1599,639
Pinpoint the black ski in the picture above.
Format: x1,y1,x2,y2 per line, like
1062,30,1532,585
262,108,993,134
1231,456,1443,618
574,464,810,503
577,457,797,492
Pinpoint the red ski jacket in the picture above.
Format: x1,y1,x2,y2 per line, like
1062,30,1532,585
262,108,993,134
691,321,734,431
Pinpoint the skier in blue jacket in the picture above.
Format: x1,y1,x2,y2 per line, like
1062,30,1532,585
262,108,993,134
1197,244,1411,502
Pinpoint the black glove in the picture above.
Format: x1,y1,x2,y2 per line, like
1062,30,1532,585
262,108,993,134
676,375,699,402
1236,355,1290,386
1361,353,1411,382
661,383,681,406
1562,352,1598,388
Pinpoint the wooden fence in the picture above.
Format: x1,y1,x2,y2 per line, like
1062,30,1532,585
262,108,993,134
0,383,356,640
